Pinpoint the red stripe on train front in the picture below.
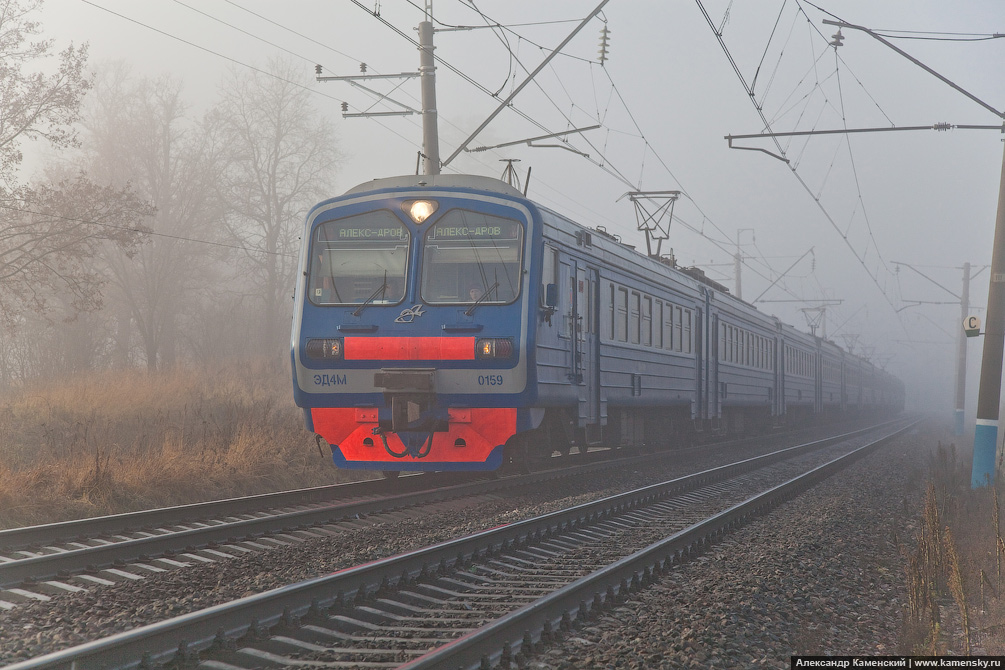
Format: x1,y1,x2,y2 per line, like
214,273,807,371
343,336,476,360
310,406,515,464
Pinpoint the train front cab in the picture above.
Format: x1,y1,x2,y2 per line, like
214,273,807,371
290,177,541,472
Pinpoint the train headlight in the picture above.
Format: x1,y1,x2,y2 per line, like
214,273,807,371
475,338,514,359
305,338,343,359
403,199,438,224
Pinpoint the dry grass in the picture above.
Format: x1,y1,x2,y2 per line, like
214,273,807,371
0,359,364,529
901,439,1005,655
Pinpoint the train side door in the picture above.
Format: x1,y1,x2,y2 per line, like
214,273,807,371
574,264,601,429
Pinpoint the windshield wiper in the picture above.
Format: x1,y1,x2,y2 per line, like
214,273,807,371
464,281,500,316
353,273,389,317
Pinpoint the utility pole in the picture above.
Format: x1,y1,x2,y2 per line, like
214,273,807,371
734,228,753,300
441,0,612,168
891,259,981,436
734,251,741,300
317,2,440,175
973,143,1005,486
418,1,440,175
816,18,1005,486
729,18,1005,486
955,262,971,435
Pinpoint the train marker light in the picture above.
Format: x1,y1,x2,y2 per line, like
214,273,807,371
404,199,438,224
305,338,343,359
476,338,514,359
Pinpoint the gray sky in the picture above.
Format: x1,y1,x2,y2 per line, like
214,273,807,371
31,0,1005,414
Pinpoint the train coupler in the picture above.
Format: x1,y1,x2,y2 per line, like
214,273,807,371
371,423,436,459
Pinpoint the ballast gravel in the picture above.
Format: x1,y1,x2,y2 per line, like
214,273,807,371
523,432,924,668
0,422,924,666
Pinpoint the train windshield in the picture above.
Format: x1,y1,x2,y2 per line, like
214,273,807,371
420,210,523,305
308,211,409,305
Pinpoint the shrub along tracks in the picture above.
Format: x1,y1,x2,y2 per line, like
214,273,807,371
0,421,886,601
0,455,610,600
0,418,915,669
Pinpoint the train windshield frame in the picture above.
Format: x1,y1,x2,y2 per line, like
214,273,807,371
419,209,524,305
307,211,410,306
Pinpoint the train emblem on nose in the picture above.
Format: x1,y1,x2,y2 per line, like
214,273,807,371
395,305,426,323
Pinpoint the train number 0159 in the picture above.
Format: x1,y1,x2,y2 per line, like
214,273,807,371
478,374,504,386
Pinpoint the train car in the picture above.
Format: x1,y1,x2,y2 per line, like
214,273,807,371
291,173,903,473
778,323,817,423
291,175,535,472
820,339,845,417
712,292,778,434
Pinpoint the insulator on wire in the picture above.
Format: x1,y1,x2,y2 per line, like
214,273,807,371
598,25,611,65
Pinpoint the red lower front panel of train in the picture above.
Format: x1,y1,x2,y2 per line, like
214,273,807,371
311,406,515,471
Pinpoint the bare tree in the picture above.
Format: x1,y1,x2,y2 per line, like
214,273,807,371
0,0,87,188
208,57,340,358
82,66,225,371
0,0,148,328
0,176,148,323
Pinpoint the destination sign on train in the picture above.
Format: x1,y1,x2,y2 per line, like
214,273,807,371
429,223,520,240
324,223,406,240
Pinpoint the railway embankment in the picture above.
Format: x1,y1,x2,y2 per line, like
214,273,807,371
521,421,1005,668
2,416,1000,667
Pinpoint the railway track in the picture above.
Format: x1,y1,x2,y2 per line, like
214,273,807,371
0,417,916,670
0,420,889,602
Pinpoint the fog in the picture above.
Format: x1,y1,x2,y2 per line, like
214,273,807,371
8,1,1005,420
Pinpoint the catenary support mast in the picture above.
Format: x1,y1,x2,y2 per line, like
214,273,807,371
954,262,971,436
973,142,1005,486
418,1,440,175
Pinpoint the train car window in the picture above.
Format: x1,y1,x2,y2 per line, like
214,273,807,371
541,246,558,306
629,291,640,344
579,276,592,334
616,287,628,342
420,209,523,305
664,304,674,351
567,274,575,335
309,210,409,305
642,296,652,347
608,283,615,340
559,264,572,339
654,301,663,348
683,309,692,354
675,306,683,352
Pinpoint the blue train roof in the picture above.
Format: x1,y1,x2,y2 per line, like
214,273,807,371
343,174,524,198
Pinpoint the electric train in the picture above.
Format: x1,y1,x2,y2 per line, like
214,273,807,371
290,174,904,473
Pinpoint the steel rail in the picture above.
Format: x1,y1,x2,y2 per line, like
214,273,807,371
0,418,914,670
0,419,896,589
0,440,650,551
0,455,608,588
0,477,412,551
0,418,887,550
400,419,918,669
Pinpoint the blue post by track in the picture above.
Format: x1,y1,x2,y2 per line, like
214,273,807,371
973,420,998,488
971,140,1005,488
